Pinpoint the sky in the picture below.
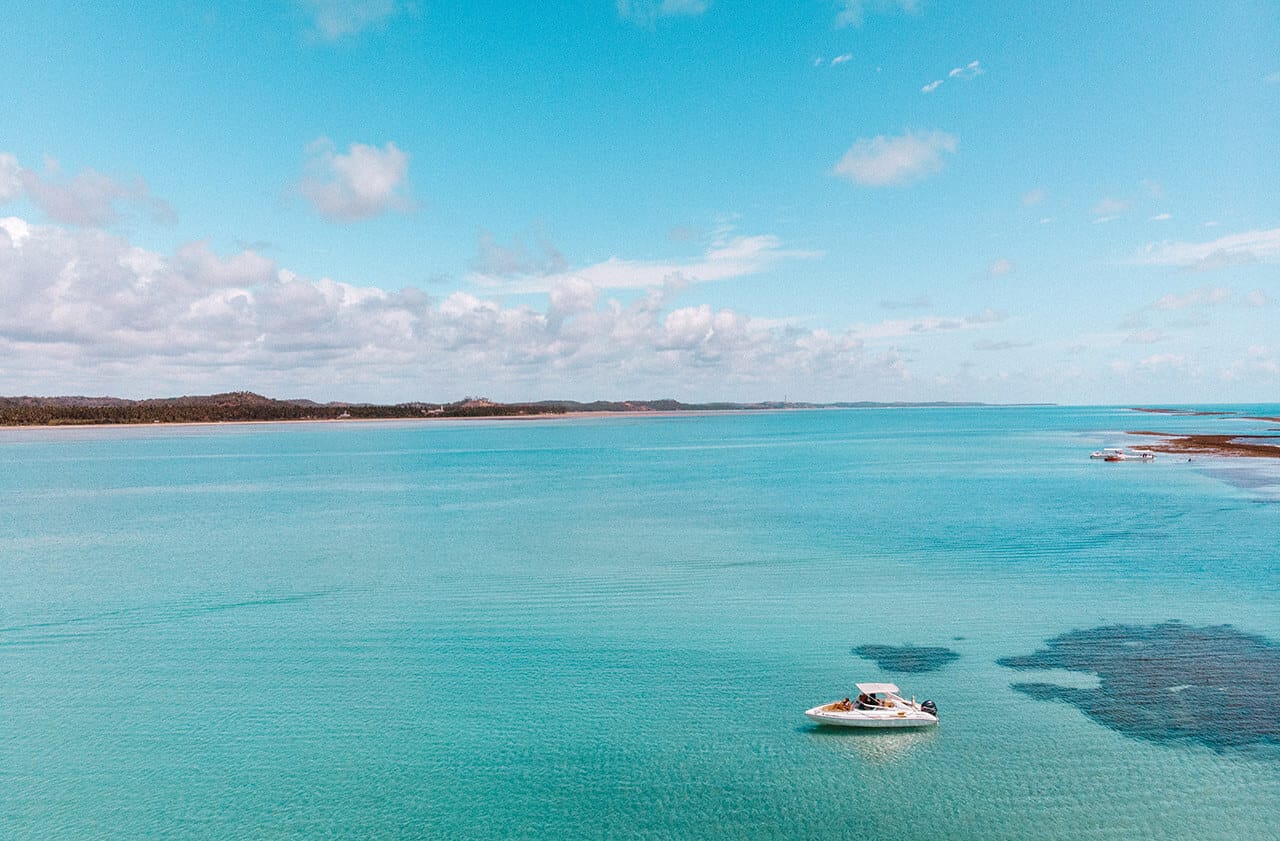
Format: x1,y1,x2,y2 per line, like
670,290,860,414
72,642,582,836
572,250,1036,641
1,0,1277,404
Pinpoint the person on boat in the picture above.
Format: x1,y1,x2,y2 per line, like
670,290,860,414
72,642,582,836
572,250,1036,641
835,697,852,711
856,692,874,709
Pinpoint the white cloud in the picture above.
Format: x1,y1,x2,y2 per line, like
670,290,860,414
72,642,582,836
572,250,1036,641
0,152,175,228
1091,196,1129,219
973,339,1030,351
472,229,567,278
832,130,957,187
1135,227,1280,271
1150,213,1172,221
1264,71,1280,85
879,295,931,310
988,258,1014,277
1136,353,1186,371
1124,329,1167,344
830,53,853,66
617,0,709,26
948,60,983,80
298,139,413,222
851,308,1005,341
0,153,21,203
470,231,820,294
835,0,918,28
1151,286,1231,311
0,215,908,400
1022,188,1046,206
301,0,402,40
1245,289,1272,308
921,79,943,94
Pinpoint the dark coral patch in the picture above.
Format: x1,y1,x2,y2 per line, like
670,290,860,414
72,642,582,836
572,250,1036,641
999,622,1280,752
853,644,960,673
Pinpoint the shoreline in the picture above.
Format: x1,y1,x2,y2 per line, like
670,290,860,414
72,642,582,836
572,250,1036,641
1127,430,1280,460
0,407,818,432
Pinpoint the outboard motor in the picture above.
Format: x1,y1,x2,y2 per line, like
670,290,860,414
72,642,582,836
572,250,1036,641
920,699,938,718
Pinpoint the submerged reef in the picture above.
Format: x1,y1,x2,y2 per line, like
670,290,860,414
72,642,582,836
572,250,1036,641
853,644,960,673
999,622,1280,752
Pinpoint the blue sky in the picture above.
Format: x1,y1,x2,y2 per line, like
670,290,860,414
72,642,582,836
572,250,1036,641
1,0,1277,403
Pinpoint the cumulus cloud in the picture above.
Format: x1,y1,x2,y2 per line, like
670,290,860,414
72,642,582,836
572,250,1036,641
832,130,957,187
0,215,898,400
617,0,708,26
835,0,918,28
298,139,413,222
471,229,568,278
1134,227,1280,271
470,230,820,294
300,0,403,40
0,152,175,227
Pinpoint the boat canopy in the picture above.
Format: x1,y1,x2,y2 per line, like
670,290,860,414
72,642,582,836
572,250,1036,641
855,682,900,695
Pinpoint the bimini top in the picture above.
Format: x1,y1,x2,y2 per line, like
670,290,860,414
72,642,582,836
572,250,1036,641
855,682,900,695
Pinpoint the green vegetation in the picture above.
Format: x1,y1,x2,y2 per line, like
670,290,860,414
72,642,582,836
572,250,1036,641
0,392,1002,427
0,392,559,426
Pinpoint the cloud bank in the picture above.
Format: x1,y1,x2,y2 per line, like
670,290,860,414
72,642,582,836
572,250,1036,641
0,216,914,400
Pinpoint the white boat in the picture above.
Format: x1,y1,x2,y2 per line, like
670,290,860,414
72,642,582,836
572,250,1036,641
1091,447,1125,459
805,683,939,728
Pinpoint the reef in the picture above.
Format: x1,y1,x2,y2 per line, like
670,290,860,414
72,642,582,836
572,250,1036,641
853,644,960,673
999,622,1280,752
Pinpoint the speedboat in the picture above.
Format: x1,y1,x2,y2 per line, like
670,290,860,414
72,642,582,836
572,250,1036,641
1091,447,1125,460
805,683,939,728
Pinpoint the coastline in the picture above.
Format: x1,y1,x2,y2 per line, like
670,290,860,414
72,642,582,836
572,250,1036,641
0,407,808,432
1127,431,1280,460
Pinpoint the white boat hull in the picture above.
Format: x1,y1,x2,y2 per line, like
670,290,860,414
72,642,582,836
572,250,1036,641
805,705,938,729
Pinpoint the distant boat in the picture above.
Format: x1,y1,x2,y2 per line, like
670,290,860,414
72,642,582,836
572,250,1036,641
805,683,939,728
1092,448,1156,462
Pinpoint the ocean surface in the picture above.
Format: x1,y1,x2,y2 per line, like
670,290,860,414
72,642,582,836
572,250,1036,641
2,406,1278,840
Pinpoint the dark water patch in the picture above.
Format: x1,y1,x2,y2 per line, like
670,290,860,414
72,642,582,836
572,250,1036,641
999,622,1280,752
853,644,960,673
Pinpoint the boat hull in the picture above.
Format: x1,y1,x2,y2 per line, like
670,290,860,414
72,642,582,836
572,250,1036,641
804,707,938,728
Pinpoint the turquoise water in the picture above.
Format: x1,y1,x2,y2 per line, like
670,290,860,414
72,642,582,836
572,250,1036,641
2,406,1278,839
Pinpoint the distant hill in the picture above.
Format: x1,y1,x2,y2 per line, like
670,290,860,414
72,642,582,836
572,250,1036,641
0,392,1006,427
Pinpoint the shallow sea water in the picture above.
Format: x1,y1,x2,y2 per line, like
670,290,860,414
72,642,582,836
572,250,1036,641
2,406,1278,839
